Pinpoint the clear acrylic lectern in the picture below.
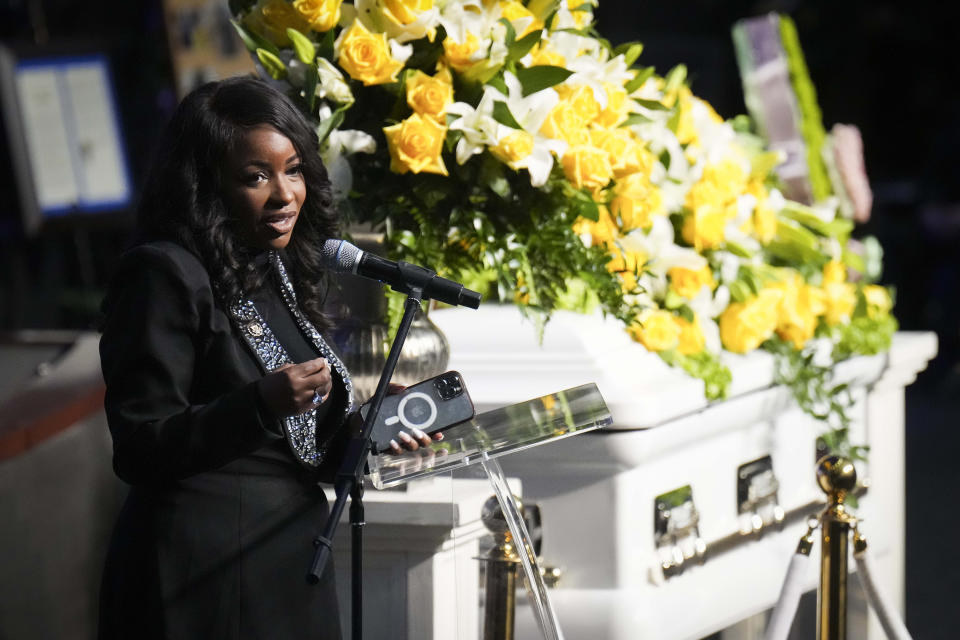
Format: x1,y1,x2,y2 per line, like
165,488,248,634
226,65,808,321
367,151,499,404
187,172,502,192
367,382,613,640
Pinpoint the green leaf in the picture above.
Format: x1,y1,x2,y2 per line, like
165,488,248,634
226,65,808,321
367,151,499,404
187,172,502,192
316,104,348,145
492,100,523,129
728,280,750,302
498,18,517,49
508,29,542,61
624,66,655,93
231,20,280,58
841,247,866,275
775,219,820,252
573,193,599,221
515,65,574,96
486,73,508,95
613,41,644,66
317,28,336,61
286,28,316,64
749,151,782,180
725,240,753,258
633,98,670,111
618,113,652,128
779,201,853,239
527,0,560,21
663,64,687,93
302,60,318,112
256,48,287,80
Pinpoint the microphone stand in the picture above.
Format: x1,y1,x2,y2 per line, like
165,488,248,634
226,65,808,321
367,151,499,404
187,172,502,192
308,270,429,640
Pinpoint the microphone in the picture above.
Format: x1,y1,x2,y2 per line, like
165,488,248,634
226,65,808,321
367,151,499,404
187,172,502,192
320,239,482,309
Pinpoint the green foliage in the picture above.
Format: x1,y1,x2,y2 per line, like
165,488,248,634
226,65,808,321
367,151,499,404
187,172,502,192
515,65,574,96
347,150,641,339
832,314,898,361
778,15,832,202
660,350,732,400
765,337,866,461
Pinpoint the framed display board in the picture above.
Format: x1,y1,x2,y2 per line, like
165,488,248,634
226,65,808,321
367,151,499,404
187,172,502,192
162,0,255,97
0,48,132,235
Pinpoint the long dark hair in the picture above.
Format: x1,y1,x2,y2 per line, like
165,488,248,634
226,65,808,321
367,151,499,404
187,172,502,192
137,75,337,327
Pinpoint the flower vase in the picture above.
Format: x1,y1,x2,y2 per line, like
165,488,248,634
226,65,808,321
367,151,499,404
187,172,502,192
326,232,450,404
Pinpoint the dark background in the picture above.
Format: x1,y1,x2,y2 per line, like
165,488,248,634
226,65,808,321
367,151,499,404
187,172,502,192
0,0,957,636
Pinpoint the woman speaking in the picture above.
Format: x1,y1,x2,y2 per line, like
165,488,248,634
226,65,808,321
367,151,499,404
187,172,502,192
97,76,431,639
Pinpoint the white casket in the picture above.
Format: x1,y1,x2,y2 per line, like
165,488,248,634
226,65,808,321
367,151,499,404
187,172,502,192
433,305,936,640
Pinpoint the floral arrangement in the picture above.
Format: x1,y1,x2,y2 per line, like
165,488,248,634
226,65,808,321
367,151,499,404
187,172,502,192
228,0,896,457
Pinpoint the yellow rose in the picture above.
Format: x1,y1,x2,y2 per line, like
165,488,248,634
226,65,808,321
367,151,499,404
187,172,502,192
610,172,663,231
383,113,448,175
589,128,651,178
675,314,706,355
823,260,847,285
668,265,716,299
752,201,777,245
405,67,453,121
823,281,856,326
382,0,432,26
606,243,647,293
499,0,540,36
674,93,697,146
570,6,592,28
772,274,823,349
863,285,892,318
442,33,480,73
540,99,590,146
682,205,727,251
572,205,618,247
719,289,782,354
528,42,565,67
336,20,406,86
596,84,629,128
819,260,855,325
561,145,613,193
244,0,311,46
744,180,777,244
628,309,680,352
490,130,534,166
556,85,601,125
293,0,343,32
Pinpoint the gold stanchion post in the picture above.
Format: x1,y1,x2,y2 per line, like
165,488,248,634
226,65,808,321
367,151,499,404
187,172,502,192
815,455,858,640
480,495,524,640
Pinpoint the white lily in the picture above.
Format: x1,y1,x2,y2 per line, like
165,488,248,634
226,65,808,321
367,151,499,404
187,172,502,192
483,73,566,185
722,192,761,254
689,98,738,165
564,53,634,108
354,0,441,44
490,126,566,186
484,72,558,133
687,285,731,353
315,58,354,104
437,0,485,45
619,216,707,279
633,121,691,186
447,92,501,164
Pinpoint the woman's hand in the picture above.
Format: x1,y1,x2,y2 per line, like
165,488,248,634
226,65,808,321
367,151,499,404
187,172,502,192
381,384,444,455
387,427,444,455
258,357,332,418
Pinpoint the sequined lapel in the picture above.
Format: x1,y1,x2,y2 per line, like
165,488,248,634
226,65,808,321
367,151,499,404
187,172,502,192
229,251,354,469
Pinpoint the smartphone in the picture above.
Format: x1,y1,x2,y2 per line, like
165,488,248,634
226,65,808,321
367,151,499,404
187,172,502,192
361,371,475,453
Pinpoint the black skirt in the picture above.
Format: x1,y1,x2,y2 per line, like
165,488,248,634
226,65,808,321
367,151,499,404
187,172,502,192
98,442,342,640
